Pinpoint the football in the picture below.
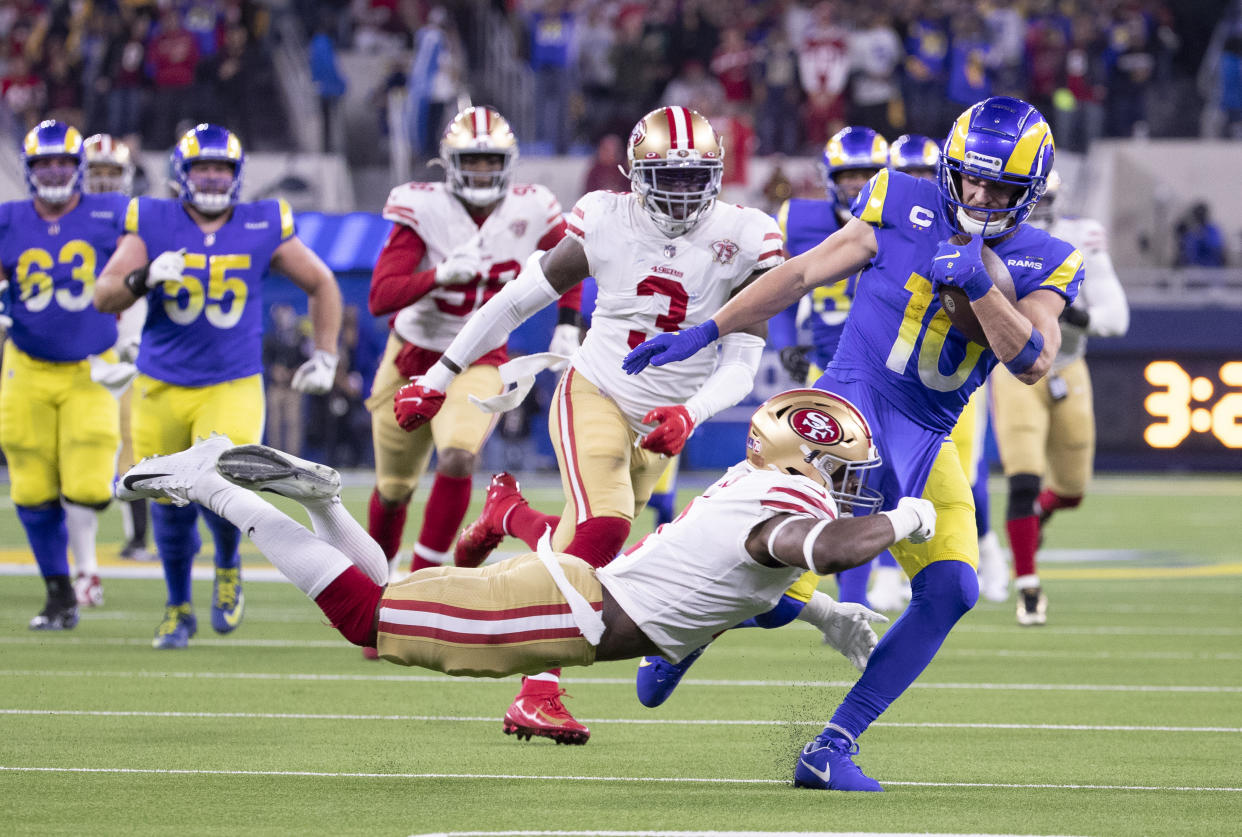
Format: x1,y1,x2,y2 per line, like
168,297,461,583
937,234,1017,348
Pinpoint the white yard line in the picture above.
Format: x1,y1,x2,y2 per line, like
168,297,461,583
1,708,1238,733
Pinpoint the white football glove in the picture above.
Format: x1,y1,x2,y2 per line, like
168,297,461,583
548,323,581,358
434,240,484,286
881,497,937,544
0,279,11,330
88,354,139,399
797,590,889,673
148,248,187,289
290,349,339,395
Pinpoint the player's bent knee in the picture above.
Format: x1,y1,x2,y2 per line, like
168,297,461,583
913,560,979,618
435,447,475,478
1007,473,1041,519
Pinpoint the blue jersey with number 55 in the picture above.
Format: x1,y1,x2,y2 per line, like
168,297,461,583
0,193,127,361
124,196,294,386
828,170,1084,434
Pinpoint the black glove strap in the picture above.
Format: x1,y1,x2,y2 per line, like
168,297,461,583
123,264,151,297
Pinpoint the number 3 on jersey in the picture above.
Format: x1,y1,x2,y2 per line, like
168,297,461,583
627,275,688,349
885,271,984,392
162,253,251,328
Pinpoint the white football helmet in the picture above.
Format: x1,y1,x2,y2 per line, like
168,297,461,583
627,106,724,238
440,106,518,207
83,133,136,196
746,388,883,516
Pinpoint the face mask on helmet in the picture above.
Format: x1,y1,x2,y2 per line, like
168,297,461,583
631,163,721,235
22,120,84,205
745,388,884,516
171,124,245,215
937,96,1053,239
1027,168,1062,228
83,134,135,196
441,107,518,207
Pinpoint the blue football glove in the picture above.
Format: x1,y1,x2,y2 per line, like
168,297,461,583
622,320,719,375
930,236,993,302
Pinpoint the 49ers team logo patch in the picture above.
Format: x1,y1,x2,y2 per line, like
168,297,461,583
510,220,527,237
789,408,843,444
711,239,739,264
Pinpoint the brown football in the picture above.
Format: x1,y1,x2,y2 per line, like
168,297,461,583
938,233,1017,348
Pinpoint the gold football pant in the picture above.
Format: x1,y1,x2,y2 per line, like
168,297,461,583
992,357,1094,496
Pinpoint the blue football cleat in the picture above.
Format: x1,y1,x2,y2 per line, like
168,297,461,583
793,731,884,791
635,646,705,708
153,603,197,650
211,567,245,634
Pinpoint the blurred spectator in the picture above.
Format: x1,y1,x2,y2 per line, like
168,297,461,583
754,25,800,155
848,9,902,137
1175,202,1226,267
104,14,150,141
80,7,115,134
711,28,755,108
759,158,794,214
213,25,264,146
352,0,414,54
574,2,618,143
660,60,724,116
984,0,1027,96
608,7,661,129
582,133,630,193
1054,13,1107,152
263,304,309,455
670,0,718,70
1,54,45,130
718,103,756,196
1024,6,1069,120
41,41,84,130
408,7,462,159
946,13,993,108
1215,32,1242,138
309,14,347,152
147,8,200,148
1103,5,1156,138
528,0,575,154
899,5,952,138
796,1,850,149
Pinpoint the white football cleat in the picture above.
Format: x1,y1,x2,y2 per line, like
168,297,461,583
977,530,1009,603
214,444,340,502
73,572,104,608
117,434,234,506
867,565,911,612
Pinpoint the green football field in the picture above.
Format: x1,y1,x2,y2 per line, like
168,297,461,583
2,473,1240,837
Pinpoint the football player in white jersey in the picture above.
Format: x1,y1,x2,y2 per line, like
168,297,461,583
116,390,936,778
392,106,782,743
364,106,583,608
991,170,1129,624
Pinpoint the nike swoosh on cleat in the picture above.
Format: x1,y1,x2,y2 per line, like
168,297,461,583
638,658,653,668
218,595,245,628
933,250,961,261
123,473,172,490
798,756,832,785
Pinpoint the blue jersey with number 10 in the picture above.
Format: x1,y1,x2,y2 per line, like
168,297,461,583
0,193,127,361
828,170,1084,434
125,197,294,387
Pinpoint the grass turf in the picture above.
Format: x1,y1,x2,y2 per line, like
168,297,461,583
1,473,1240,836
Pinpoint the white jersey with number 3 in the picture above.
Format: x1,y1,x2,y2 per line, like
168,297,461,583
566,191,784,431
382,182,563,351
598,462,837,662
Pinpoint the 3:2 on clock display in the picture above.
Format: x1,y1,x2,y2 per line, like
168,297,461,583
1143,360,1242,449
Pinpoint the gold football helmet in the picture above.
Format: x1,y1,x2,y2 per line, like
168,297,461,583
440,106,518,207
746,388,883,515
83,133,135,196
627,106,723,237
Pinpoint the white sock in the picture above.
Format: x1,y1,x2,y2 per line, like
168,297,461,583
301,496,390,586
63,501,98,575
195,473,352,599
525,671,560,684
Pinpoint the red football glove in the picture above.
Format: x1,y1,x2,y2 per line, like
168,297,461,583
639,405,694,457
393,380,446,431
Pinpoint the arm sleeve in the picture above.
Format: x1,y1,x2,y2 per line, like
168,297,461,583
1080,234,1129,338
368,224,435,316
683,332,766,425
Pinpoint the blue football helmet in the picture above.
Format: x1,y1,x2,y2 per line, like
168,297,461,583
170,123,245,214
822,127,888,212
22,120,85,204
888,133,940,177
938,96,1054,239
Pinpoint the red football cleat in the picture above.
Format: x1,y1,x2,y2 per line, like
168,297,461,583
454,473,527,568
502,684,590,745
361,646,379,660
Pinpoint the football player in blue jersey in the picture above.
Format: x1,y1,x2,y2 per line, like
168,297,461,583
0,120,129,629
624,96,1083,790
94,124,343,650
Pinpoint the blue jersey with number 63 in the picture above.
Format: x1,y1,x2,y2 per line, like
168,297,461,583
828,169,1084,434
0,193,127,361
124,196,295,386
